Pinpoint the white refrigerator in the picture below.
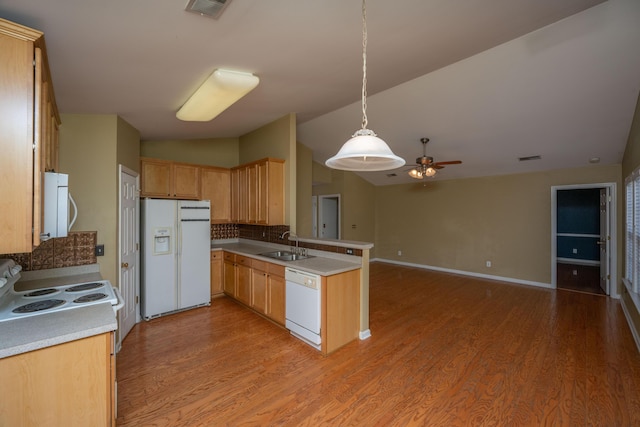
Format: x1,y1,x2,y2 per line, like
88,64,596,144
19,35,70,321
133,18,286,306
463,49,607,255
141,199,211,320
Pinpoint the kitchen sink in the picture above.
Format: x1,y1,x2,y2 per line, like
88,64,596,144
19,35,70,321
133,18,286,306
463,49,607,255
259,251,314,261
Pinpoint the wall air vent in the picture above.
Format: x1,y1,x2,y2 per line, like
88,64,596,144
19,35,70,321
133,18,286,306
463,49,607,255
185,0,232,19
518,155,541,162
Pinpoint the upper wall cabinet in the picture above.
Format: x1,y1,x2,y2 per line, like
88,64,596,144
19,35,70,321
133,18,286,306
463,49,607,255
200,165,231,223
0,18,61,253
140,157,200,200
231,158,284,225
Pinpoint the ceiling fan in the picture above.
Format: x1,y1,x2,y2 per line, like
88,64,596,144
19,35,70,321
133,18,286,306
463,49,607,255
408,138,462,179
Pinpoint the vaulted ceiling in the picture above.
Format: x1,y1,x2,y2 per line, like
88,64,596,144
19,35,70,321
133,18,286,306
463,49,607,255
1,0,639,185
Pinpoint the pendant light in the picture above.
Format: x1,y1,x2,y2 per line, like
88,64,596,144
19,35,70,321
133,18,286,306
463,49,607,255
325,0,405,172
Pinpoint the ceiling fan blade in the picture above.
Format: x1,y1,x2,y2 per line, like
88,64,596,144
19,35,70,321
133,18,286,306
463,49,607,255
433,165,444,169
434,160,462,166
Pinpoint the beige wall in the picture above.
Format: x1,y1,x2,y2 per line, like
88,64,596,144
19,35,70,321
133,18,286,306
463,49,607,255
312,163,376,245
621,92,640,343
375,164,622,285
140,137,239,168
59,114,143,285
296,142,313,237
240,114,296,229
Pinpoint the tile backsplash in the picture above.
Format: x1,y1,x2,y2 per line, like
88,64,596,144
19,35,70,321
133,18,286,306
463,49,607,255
1,231,97,271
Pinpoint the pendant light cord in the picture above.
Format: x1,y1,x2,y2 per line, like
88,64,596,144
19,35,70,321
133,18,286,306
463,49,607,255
361,0,368,130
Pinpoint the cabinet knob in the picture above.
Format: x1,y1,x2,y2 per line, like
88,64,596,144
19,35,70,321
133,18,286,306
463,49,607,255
121,262,129,268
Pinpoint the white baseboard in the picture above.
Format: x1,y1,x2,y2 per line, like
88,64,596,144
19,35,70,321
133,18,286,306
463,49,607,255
621,297,640,353
359,329,371,340
370,258,552,289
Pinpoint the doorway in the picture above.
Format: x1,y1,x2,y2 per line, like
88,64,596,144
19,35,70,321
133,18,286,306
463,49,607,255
551,183,617,297
318,194,341,240
118,165,140,350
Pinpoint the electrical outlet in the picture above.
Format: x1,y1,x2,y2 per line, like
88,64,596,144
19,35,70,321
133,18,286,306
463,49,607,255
486,260,492,268
398,250,402,256
95,244,105,256
572,248,578,254
572,269,578,276
346,248,354,255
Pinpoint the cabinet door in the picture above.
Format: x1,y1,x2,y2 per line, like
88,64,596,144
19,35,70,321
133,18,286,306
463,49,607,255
236,263,252,305
0,28,36,253
230,168,239,222
223,260,236,296
257,161,268,224
247,164,258,224
237,167,248,223
267,273,286,325
210,252,223,296
251,268,267,314
173,163,200,199
141,159,172,197
200,167,230,223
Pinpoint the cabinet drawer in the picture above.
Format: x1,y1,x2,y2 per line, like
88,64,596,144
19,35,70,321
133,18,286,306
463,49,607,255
252,259,267,272
211,250,222,260
268,263,285,277
223,251,235,262
236,255,251,266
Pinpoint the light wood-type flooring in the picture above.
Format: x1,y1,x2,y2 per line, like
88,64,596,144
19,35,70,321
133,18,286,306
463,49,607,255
116,262,640,426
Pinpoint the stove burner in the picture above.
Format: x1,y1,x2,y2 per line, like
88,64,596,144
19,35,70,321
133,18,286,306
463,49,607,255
13,299,66,313
65,282,104,293
73,293,108,303
24,288,58,297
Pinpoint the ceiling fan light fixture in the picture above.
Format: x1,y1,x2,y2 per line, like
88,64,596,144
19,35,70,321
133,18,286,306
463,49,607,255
325,0,405,172
176,69,259,122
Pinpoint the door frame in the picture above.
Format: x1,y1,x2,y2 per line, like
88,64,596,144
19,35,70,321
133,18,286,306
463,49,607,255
550,182,618,298
318,194,341,240
311,195,318,238
118,165,140,351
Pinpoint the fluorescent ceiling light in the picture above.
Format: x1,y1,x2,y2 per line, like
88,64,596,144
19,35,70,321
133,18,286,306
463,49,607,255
176,69,259,122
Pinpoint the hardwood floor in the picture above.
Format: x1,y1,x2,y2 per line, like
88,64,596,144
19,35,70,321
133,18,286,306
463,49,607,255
116,262,640,426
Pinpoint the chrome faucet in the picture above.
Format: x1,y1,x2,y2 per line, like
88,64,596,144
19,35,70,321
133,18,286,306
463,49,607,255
280,230,291,240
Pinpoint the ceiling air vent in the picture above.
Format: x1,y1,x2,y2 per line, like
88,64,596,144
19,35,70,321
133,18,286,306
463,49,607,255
518,155,541,162
185,0,232,19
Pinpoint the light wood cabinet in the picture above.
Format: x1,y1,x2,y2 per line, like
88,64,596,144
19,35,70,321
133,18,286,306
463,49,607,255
231,158,285,225
0,18,60,253
321,269,361,355
225,255,286,326
266,264,286,325
210,251,223,297
200,166,231,223
140,157,200,199
236,255,252,306
223,252,251,305
0,332,115,426
223,252,236,297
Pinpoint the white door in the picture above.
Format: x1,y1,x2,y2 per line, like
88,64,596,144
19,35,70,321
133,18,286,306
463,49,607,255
319,195,340,239
599,188,610,295
119,165,139,346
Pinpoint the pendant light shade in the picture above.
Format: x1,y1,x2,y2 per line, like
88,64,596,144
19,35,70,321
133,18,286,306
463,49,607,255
326,129,406,171
325,0,405,172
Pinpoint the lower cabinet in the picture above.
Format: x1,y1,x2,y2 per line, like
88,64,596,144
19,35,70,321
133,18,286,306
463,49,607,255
251,261,285,325
236,255,252,306
223,251,286,326
0,332,115,426
223,252,236,297
210,251,223,297
322,269,360,355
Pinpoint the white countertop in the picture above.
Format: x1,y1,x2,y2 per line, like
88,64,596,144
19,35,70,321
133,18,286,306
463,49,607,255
212,240,362,276
0,266,118,359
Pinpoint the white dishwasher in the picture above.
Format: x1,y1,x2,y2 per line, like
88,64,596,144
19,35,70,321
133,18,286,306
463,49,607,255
285,267,322,350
